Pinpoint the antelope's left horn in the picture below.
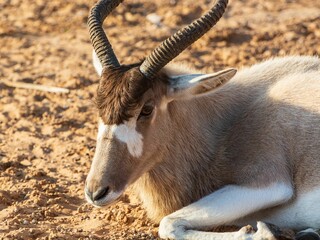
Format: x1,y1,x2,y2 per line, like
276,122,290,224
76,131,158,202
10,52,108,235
140,0,229,79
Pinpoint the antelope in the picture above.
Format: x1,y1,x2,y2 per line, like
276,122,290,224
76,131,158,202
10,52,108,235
84,0,320,239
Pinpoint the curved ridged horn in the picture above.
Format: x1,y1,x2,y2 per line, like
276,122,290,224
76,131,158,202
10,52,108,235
88,0,123,68
140,0,228,79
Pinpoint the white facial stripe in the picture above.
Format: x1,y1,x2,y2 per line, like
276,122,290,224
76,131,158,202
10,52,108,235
111,119,143,158
97,118,143,158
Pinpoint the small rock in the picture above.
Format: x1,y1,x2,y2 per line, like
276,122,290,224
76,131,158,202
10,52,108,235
146,13,162,27
20,159,32,166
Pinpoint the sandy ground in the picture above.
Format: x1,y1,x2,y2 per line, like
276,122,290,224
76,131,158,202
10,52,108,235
0,0,319,239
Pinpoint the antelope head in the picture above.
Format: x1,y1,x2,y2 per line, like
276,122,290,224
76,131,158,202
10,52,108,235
85,0,235,207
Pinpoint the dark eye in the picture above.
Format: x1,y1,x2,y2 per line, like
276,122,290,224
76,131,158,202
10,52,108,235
139,104,154,119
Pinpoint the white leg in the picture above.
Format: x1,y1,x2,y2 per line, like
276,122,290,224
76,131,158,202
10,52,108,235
159,183,293,239
159,222,278,240
165,222,286,240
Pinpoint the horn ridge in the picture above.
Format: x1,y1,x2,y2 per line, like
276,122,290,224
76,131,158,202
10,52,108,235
140,0,228,79
88,0,123,68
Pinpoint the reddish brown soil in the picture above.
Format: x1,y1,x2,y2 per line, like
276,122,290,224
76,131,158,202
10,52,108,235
0,0,319,239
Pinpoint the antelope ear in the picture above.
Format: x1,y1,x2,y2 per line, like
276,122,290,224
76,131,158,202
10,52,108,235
167,68,237,100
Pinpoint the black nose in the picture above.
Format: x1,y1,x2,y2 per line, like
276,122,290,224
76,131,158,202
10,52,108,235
85,186,109,202
93,187,109,201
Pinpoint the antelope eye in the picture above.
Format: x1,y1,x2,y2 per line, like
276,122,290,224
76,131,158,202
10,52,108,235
139,104,154,119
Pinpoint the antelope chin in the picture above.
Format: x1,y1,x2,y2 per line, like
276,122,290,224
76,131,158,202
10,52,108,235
85,189,123,208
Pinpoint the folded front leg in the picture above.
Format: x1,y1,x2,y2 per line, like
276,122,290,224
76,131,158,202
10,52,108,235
159,183,293,239
160,221,293,240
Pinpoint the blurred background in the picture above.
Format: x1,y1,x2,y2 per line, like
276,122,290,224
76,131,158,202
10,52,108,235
0,0,319,239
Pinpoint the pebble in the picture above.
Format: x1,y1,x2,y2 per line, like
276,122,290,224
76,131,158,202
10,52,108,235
20,159,32,166
146,13,162,27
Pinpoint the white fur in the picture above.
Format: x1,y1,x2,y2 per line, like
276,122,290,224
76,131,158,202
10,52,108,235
97,119,107,140
157,221,280,240
97,118,143,158
299,228,319,234
159,183,293,239
111,118,143,158
262,188,320,230
92,50,103,76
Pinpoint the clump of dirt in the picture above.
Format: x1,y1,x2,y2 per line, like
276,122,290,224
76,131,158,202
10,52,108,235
0,0,319,239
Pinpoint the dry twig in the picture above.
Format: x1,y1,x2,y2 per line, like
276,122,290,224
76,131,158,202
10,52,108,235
1,79,70,93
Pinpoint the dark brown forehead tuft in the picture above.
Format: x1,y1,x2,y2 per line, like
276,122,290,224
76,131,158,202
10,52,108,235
95,64,151,125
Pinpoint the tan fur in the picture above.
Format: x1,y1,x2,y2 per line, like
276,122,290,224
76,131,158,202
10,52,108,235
86,55,320,225
133,56,320,222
